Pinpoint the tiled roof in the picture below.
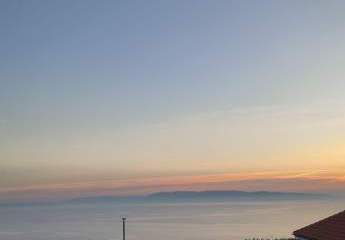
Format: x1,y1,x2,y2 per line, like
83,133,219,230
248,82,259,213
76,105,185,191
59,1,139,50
293,210,345,240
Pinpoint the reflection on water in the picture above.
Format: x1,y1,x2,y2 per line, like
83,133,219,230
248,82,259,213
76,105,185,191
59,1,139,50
0,200,343,240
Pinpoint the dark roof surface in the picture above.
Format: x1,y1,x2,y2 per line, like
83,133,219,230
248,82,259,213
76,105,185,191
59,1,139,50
293,210,345,240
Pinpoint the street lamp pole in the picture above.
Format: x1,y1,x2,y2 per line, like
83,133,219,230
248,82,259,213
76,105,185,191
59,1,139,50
122,217,126,240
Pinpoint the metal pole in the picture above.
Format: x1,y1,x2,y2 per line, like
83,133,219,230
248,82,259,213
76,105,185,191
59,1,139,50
122,217,126,240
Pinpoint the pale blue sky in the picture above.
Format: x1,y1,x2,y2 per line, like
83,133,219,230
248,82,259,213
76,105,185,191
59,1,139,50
1,0,345,201
1,1,345,130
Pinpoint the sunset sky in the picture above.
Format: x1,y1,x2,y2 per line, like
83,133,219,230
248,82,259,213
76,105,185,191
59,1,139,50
1,0,345,203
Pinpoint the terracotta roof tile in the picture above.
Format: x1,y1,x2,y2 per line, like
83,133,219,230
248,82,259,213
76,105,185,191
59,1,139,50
293,210,345,240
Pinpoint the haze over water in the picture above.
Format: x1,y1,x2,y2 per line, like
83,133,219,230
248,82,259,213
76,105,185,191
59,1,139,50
0,199,343,240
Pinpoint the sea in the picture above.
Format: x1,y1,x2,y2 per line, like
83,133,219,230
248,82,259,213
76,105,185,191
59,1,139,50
0,199,343,240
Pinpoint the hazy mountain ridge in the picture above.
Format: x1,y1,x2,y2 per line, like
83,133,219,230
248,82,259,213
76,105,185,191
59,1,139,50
0,190,330,207
146,190,328,201
67,190,329,204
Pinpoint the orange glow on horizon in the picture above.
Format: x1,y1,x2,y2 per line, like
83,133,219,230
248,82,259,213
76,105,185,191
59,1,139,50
1,169,344,202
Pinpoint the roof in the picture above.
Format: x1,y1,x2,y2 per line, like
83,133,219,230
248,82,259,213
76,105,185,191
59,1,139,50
293,210,345,240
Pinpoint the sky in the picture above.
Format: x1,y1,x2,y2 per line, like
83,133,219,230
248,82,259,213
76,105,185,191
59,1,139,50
1,0,345,203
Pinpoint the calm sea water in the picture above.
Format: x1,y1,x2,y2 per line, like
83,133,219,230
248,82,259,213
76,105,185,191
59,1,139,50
0,200,343,240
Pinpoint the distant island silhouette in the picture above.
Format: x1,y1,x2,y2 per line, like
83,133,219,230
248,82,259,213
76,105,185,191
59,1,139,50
67,190,329,204
0,190,330,207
